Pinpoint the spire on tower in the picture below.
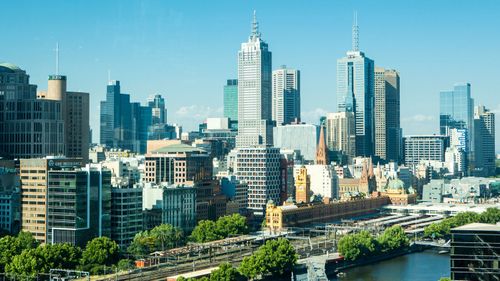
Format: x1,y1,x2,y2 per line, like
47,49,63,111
352,11,359,51
251,10,261,40
316,125,329,165
55,42,60,75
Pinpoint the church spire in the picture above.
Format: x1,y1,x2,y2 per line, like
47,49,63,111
316,125,329,165
251,10,261,40
352,11,359,51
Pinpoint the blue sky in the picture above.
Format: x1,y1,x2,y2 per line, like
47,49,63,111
2,0,500,151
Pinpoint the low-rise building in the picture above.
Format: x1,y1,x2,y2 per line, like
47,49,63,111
265,196,390,232
450,223,500,280
111,187,143,249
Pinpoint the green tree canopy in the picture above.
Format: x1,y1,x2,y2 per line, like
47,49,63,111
150,224,184,251
479,207,500,224
5,243,81,276
378,225,409,252
128,230,157,258
215,214,249,238
239,238,297,279
338,230,378,261
190,220,222,243
209,262,245,281
0,231,39,272
80,237,120,269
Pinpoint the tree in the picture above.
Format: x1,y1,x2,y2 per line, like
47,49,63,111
128,231,156,258
190,220,222,243
117,259,135,271
438,277,451,281
209,263,245,281
479,207,500,224
239,238,297,279
80,237,120,270
0,232,39,272
378,225,409,252
338,231,377,261
215,214,249,238
150,224,184,251
5,243,81,276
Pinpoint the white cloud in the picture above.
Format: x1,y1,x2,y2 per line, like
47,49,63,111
402,114,435,122
171,105,223,130
301,108,329,124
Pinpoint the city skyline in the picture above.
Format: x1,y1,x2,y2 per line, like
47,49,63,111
2,0,500,151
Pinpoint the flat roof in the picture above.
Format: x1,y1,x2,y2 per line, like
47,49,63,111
383,202,500,213
452,223,500,232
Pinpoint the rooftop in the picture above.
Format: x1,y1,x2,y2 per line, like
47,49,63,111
0,62,23,73
151,143,206,154
452,223,500,232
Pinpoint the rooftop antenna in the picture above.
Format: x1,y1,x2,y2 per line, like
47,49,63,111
251,10,260,39
55,42,60,75
352,11,359,51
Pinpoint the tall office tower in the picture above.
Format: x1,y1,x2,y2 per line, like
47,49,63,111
223,79,238,122
47,164,111,246
236,11,273,147
316,125,329,165
66,91,90,162
440,83,474,171
336,14,375,157
131,102,152,154
148,94,167,125
235,147,281,220
272,66,300,126
473,106,495,176
20,157,84,243
374,68,400,163
0,63,65,159
403,135,449,167
326,112,356,162
100,80,140,152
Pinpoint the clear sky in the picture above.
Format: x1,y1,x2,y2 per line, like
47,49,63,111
2,0,500,151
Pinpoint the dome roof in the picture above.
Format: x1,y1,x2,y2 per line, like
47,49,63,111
387,178,405,190
0,63,23,73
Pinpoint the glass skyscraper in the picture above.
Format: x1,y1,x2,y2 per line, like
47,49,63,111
223,79,238,122
336,16,375,157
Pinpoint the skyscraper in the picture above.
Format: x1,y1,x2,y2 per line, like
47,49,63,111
148,94,167,125
374,68,400,162
440,83,474,172
325,112,356,162
223,79,238,122
0,63,65,159
336,14,375,157
236,11,273,147
473,105,495,176
272,66,300,125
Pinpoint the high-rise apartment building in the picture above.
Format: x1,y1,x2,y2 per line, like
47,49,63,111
235,146,281,219
0,63,65,159
223,79,238,122
473,106,495,176
272,66,300,126
236,11,273,147
325,112,356,162
403,135,449,167
65,91,90,162
374,68,400,162
336,16,375,157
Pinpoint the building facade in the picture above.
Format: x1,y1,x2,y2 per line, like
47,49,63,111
403,135,449,167
273,124,318,162
162,185,196,232
272,66,300,126
235,146,281,219
325,112,356,162
374,68,400,162
223,79,238,122
474,105,495,177
236,12,273,147
111,187,143,249
336,18,375,157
